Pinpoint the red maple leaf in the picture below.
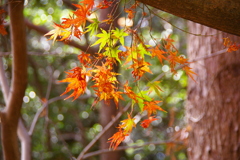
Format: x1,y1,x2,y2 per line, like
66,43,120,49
140,116,158,128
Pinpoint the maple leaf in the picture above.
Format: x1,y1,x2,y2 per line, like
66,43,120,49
59,67,89,100
44,24,71,44
91,64,123,106
143,100,166,116
182,66,197,82
136,90,152,111
91,29,110,52
124,81,141,103
86,18,100,37
227,43,240,52
108,130,128,150
167,51,178,70
163,35,175,50
147,81,163,96
79,0,94,10
140,116,158,128
129,58,152,80
149,46,167,64
97,0,113,9
119,113,136,134
223,37,240,52
78,52,92,67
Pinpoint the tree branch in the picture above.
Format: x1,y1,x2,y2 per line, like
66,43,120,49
138,0,240,36
77,103,131,160
25,19,97,54
82,140,183,159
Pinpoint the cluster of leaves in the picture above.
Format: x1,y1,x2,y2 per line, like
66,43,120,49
45,0,196,150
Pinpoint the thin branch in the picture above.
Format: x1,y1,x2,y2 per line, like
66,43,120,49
82,140,183,159
189,49,227,63
77,103,131,160
24,19,97,54
28,94,93,136
17,119,31,160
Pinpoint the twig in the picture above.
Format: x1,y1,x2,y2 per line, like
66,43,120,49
24,19,97,54
189,49,227,63
0,51,78,56
82,140,183,159
28,94,93,136
77,103,131,160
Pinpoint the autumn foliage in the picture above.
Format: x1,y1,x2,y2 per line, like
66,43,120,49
44,0,238,150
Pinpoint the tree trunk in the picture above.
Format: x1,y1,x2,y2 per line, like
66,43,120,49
137,0,240,36
186,21,240,160
0,0,28,160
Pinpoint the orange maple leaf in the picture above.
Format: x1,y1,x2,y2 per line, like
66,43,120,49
78,52,92,67
167,51,178,72
227,43,240,52
140,116,158,128
149,47,167,64
97,0,113,9
92,64,123,105
129,58,152,80
108,130,128,150
182,66,197,82
143,100,166,116
59,67,89,100
223,37,240,52
79,0,94,10
124,81,142,103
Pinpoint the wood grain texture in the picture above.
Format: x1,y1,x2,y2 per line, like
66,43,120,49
138,0,240,36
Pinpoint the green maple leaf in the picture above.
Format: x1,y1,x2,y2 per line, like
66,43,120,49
111,28,128,46
104,46,122,64
147,81,163,97
91,29,110,52
86,18,100,37
136,90,152,111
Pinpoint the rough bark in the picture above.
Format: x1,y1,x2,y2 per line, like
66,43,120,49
0,0,28,160
186,21,240,160
137,0,240,36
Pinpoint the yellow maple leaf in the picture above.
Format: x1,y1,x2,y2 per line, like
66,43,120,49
119,113,136,134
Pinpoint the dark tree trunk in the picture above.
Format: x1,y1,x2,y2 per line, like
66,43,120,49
137,0,240,36
186,21,240,160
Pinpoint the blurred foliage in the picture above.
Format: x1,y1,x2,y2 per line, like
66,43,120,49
0,0,188,159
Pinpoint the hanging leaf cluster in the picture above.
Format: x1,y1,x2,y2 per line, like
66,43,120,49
45,0,197,150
